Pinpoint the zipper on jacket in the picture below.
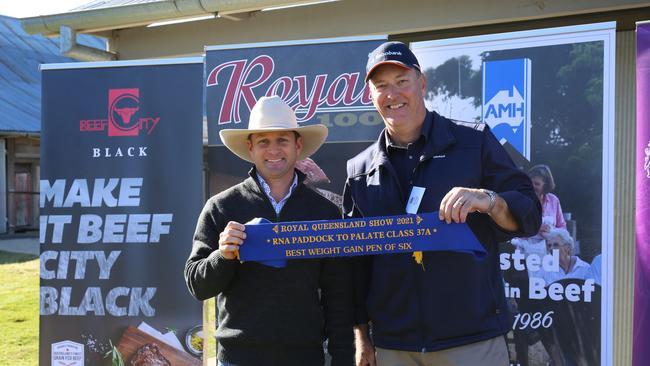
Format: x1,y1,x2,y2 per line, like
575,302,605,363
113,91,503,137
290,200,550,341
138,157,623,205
381,162,406,205
412,159,429,352
382,154,429,350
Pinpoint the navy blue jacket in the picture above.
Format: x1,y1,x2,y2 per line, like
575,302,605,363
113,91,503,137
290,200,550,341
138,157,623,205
343,111,541,352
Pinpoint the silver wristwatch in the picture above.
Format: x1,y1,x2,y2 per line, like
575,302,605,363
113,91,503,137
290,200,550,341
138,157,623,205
480,189,497,215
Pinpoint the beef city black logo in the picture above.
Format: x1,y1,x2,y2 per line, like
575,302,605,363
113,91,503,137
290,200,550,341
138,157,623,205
79,88,161,137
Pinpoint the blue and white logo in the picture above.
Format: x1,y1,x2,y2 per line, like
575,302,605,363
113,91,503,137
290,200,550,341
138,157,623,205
482,59,531,160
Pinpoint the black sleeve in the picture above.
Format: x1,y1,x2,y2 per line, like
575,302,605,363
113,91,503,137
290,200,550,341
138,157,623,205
481,126,542,241
184,198,239,300
320,257,355,366
343,177,371,326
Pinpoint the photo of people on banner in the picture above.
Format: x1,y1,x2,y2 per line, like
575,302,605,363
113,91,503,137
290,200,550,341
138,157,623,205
412,26,611,366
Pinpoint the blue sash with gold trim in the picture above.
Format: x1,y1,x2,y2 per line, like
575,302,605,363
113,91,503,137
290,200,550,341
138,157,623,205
240,212,485,267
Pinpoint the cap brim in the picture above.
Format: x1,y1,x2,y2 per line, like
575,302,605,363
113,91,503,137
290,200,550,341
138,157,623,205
365,61,417,82
219,124,328,163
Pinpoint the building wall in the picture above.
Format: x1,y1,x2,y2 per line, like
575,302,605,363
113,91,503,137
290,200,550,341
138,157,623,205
614,29,636,366
107,0,650,59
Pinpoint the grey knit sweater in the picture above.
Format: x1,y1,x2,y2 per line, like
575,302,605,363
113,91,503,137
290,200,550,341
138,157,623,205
185,169,354,366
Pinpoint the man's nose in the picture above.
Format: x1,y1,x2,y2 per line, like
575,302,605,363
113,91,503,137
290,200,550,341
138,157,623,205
268,142,282,153
384,84,402,100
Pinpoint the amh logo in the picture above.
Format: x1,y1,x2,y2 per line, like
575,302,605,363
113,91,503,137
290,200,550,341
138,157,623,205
79,88,160,137
481,58,531,161
483,87,525,127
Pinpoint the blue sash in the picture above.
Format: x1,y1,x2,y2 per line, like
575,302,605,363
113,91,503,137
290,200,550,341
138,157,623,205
240,212,486,268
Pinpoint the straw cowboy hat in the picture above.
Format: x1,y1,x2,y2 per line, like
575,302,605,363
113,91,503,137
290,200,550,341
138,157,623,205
219,95,328,163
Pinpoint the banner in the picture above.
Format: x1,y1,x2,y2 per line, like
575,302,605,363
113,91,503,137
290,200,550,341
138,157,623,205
412,22,615,366
634,21,650,366
39,59,204,366
205,38,384,202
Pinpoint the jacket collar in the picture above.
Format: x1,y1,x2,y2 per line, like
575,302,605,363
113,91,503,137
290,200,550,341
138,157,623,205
368,111,456,173
246,166,306,193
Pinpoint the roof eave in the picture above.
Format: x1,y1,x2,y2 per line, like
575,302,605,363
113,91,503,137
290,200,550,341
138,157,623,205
21,0,321,36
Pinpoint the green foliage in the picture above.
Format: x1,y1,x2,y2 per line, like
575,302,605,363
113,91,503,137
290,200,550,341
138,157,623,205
0,250,36,265
0,251,39,366
105,340,125,366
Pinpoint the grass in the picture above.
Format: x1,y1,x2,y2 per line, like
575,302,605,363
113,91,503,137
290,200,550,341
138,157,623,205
0,250,39,366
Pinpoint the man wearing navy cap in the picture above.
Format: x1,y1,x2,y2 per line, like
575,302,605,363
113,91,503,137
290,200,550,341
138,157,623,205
344,41,541,365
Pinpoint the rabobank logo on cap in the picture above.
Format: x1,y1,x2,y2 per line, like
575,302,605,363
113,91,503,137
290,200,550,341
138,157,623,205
372,50,403,60
482,59,532,160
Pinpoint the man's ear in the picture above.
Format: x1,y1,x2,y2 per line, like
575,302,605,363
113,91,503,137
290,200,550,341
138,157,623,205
246,139,253,158
367,80,378,103
295,135,304,154
419,71,427,94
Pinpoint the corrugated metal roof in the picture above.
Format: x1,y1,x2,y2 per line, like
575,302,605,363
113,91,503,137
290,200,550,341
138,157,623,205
0,15,105,134
72,0,164,12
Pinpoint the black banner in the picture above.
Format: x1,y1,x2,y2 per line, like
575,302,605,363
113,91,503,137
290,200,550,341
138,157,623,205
40,60,204,366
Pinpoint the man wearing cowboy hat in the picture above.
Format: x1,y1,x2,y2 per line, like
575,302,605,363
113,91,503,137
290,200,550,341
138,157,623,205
185,96,354,366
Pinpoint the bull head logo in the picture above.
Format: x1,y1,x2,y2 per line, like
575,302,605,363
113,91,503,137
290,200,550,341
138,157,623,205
108,89,141,136
114,106,139,126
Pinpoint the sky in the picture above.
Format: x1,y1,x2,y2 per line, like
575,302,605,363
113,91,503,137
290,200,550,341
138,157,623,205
0,0,90,18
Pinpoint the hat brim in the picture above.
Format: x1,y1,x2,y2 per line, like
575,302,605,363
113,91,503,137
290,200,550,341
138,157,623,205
365,61,421,82
219,124,328,163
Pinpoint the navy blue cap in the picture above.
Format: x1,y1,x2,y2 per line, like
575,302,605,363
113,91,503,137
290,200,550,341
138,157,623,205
365,41,421,82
